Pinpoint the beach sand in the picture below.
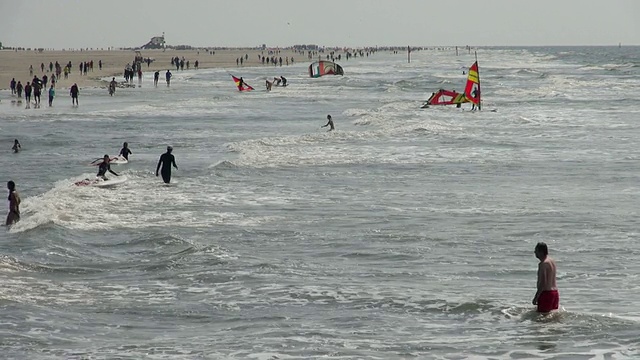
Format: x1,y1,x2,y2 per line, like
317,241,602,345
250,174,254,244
0,49,302,91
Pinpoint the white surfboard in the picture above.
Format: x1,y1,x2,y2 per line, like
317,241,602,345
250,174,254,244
109,156,129,165
74,176,128,187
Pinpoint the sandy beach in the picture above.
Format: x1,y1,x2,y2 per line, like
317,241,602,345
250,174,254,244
0,48,302,91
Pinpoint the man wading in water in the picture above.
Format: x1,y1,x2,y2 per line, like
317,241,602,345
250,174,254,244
532,242,559,313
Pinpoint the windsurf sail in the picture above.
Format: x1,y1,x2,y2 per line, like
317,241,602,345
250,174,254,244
464,61,480,109
308,61,344,78
231,75,254,91
423,89,469,107
423,60,482,109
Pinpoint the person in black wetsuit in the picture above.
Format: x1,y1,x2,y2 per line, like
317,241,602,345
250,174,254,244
119,142,132,160
321,114,335,131
6,181,21,226
156,146,178,183
97,155,119,180
12,139,21,153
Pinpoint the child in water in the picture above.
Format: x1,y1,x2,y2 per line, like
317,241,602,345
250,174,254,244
12,139,21,153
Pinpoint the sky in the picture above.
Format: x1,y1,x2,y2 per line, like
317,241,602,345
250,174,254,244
0,0,638,49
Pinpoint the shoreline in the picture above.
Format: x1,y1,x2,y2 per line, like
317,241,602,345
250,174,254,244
0,49,304,91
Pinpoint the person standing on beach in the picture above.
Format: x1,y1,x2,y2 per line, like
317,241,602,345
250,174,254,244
321,114,335,131
16,81,23,98
532,242,559,313
156,146,178,184
165,70,172,87
109,77,117,96
5,181,21,227
70,83,79,106
154,71,160,87
48,85,55,107
10,78,16,95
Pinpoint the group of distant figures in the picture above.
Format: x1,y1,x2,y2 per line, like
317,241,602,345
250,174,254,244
9,75,78,108
265,76,287,91
171,56,198,71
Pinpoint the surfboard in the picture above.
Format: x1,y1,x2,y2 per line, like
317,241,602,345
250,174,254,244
109,156,129,165
74,176,128,187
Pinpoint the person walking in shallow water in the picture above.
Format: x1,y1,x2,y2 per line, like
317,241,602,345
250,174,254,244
12,139,21,153
532,242,559,313
156,146,178,184
321,114,335,131
70,83,79,106
48,84,55,106
165,70,172,87
5,181,21,226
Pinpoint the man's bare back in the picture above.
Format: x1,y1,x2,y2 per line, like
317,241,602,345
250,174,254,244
537,257,557,292
532,242,559,312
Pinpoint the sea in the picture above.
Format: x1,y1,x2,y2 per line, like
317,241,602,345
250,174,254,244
1,46,640,359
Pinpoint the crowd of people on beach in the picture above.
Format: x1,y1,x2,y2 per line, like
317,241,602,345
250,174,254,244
9,58,98,108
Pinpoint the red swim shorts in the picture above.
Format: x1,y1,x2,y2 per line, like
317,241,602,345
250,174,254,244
537,290,559,313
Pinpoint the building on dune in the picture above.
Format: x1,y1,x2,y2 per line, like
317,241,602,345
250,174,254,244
140,33,165,50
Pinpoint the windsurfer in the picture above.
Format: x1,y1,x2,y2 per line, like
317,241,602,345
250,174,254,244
321,115,334,131
471,88,479,110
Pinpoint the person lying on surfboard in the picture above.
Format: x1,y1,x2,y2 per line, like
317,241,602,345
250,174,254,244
96,154,119,180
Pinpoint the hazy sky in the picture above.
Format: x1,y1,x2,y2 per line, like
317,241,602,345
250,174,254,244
1,0,638,48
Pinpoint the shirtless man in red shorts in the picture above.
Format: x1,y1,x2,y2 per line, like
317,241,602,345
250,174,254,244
532,242,559,313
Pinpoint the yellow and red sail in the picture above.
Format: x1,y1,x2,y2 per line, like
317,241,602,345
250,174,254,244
464,61,480,106
231,75,254,91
